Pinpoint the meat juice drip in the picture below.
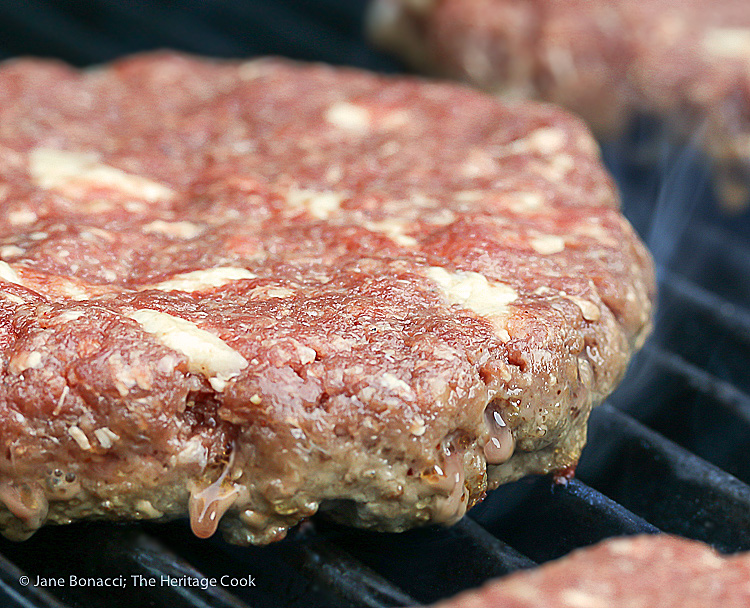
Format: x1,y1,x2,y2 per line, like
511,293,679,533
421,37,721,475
431,447,468,524
484,407,515,465
188,450,240,538
0,481,48,531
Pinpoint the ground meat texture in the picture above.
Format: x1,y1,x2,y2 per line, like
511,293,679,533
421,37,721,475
0,52,654,544
431,535,750,608
368,0,750,210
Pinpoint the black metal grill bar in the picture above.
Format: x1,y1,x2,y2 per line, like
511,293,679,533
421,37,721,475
658,270,750,336
580,404,750,553
611,343,750,485
0,524,259,608
0,554,68,608
145,518,423,608
470,476,659,565
652,273,750,394
295,539,418,608
456,517,538,572
549,479,661,536
620,343,750,422
669,225,750,306
311,516,535,606
130,534,255,608
145,521,337,608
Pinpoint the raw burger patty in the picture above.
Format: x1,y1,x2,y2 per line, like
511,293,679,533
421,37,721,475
431,535,750,608
0,53,654,544
368,0,750,207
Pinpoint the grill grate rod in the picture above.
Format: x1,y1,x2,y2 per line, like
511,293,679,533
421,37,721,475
0,553,68,608
659,270,750,334
470,477,659,566
671,224,750,306
131,534,255,608
650,273,750,396
315,516,538,605
295,539,418,608
0,524,257,608
581,404,750,552
608,344,750,492
144,518,417,608
637,344,750,424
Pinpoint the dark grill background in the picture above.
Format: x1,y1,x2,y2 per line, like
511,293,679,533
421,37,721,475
1,1,749,607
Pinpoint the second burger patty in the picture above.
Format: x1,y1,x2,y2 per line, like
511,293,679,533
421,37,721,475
368,0,750,208
431,535,750,608
0,53,654,544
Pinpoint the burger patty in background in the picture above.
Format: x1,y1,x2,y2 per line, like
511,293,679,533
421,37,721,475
368,0,750,214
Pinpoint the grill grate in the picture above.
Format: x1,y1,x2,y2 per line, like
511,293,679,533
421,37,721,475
0,1,749,606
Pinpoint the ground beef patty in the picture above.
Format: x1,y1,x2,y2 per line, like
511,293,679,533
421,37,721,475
0,52,653,544
368,0,750,209
431,535,750,607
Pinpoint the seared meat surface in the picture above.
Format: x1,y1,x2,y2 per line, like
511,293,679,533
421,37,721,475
0,53,653,543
